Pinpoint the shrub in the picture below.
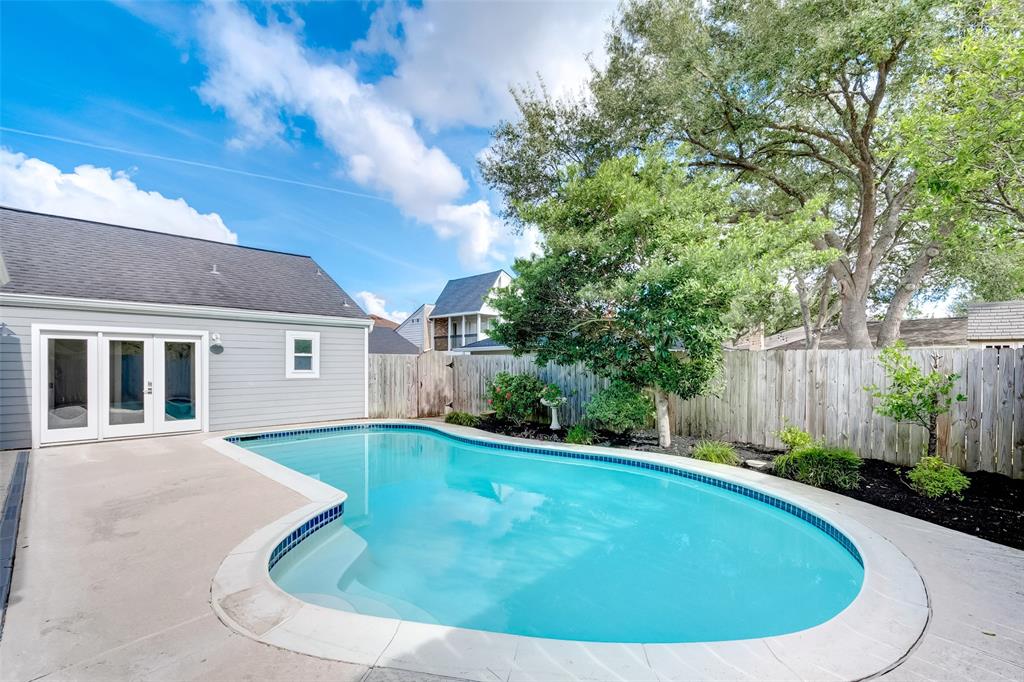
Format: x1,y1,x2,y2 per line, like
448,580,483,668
445,411,480,428
565,424,596,445
539,383,566,405
866,341,965,459
907,456,971,499
776,424,814,452
584,382,654,434
486,372,545,426
773,445,862,490
690,440,740,466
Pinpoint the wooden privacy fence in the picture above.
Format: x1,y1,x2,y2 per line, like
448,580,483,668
671,348,1023,477
368,351,451,418
369,348,1024,477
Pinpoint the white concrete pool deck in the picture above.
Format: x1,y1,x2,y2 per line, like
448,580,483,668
1,421,1022,681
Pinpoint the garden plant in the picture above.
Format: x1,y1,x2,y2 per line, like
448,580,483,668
486,372,546,426
444,411,480,428
907,456,971,500
690,440,740,466
584,382,654,435
866,341,965,459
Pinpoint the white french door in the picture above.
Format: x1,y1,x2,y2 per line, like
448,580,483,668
38,330,203,445
40,334,99,444
103,336,154,438
154,337,201,433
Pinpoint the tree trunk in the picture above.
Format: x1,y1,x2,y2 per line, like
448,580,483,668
876,241,946,348
926,412,938,459
837,287,874,349
654,388,671,448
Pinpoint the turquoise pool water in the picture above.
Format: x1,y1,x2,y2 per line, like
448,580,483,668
243,427,863,643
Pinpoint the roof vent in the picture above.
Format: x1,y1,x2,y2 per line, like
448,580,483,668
210,263,221,275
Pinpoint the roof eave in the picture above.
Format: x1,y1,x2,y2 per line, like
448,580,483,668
0,292,374,328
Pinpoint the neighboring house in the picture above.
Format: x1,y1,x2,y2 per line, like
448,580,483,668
0,207,372,450
459,337,512,355
429,270,512,351
967,300,1024,348
729,306,1024,351
368,326,419,355
395,303,434,352
369,314,399,330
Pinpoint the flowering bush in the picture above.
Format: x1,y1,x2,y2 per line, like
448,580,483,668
486,372,545,426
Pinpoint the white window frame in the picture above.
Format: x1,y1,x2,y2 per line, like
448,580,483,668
285,331,320,379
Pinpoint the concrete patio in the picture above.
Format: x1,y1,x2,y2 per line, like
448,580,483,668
1,429,1022,681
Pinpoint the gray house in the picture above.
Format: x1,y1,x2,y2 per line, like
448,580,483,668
0,207,372,450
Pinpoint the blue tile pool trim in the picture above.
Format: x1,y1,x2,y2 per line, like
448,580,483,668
268,502,345,570
234,424,862,567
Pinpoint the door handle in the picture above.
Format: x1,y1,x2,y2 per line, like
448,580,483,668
145,381,153,395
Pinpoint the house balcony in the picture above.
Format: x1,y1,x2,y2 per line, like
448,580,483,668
435,333,479,351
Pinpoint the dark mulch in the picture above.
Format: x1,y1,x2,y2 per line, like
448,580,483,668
477,417,775,461
840,459,1024,550
472,417,1024,550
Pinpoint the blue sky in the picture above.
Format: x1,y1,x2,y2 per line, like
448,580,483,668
0,1,612,320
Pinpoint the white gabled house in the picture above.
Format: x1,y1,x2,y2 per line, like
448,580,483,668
426,270,512,352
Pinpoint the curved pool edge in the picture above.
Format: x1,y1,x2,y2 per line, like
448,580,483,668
205,419,930,682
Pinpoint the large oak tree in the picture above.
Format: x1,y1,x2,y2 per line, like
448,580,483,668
482,0,1021,349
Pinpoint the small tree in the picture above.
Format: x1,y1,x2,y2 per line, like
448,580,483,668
489,151,820,447
866,342,966,459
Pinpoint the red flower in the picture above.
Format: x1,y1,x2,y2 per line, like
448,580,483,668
506,392,511,399
487,399,493,404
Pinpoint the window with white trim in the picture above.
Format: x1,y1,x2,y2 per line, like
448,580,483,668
285,331,320,378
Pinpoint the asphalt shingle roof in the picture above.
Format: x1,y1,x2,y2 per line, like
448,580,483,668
368,326,419,354
967,300,1024,340
460,337,507,350
732,318,969,350
0,207,366,319
431,270,505,317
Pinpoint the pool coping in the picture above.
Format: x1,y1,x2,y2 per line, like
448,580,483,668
205,419,930,682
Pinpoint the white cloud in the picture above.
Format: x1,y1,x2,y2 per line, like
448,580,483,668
357,0,614,131
195,1,509,265
355,291,410,322
0,149,237,242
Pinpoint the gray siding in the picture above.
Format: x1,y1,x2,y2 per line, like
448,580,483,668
0,305,366,450
396,304,431,351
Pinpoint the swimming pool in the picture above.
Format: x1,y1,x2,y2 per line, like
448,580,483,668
233,425,864,644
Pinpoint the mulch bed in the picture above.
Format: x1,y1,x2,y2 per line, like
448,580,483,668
473,417,1024,550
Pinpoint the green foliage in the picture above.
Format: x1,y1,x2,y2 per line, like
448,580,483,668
482,0,1023,349
776,424,815,452
539,383,566,405
774,445,862,491
486,372,545,426
690,440,740,466
907,456,971,499
565,423,597,445
901,0,1023,231
583,382,654,434
444,411,480,428
488,151,823,445
866,341,966,457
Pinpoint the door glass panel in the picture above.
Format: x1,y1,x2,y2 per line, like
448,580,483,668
47,339,89,430
164,342,196,421
108,340,146,425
